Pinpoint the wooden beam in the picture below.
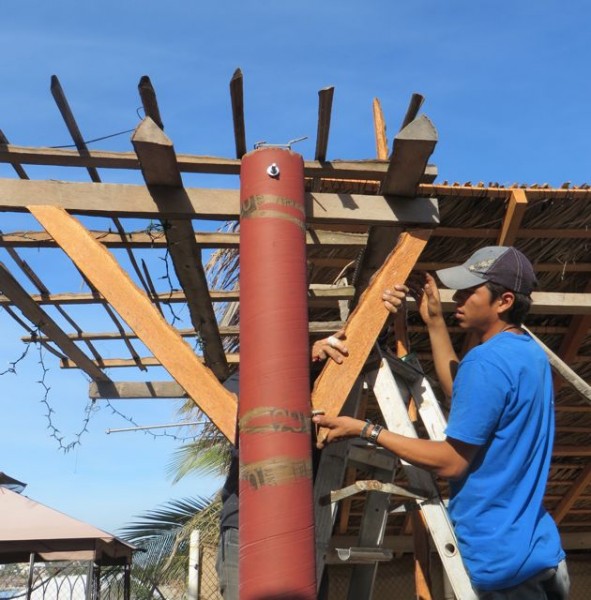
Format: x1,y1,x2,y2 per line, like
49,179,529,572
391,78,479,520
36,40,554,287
0,144,440,181
27,320,345,343
0,228,369,249
138,76,164,130
27,205,238,441
557,280,591,365
399,93,424,130
497,188,528,246
380,115,438,197
90,380,187,399
2,288,590,315
132,117,229,381
0,177,440,225
372,98,388,159
63,354,240,369
350,112,438,309
315,87,334,162
0,263,110,383
50,75,101,183
312,230,431,418
230,68,247,158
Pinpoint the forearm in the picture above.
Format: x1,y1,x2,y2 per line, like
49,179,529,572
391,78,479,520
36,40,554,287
375,429,467,479
426,318,458,398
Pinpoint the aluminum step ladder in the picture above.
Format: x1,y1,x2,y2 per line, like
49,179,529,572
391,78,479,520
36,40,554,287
314,347,477,600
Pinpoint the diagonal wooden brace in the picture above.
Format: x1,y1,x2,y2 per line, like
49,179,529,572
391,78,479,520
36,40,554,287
28,205,238,442
312,229,431,420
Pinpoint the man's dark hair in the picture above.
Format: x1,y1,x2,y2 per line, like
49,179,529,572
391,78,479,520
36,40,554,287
486,282,532,325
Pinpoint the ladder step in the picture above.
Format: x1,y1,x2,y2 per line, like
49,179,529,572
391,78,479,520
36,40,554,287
334,547,394,563
324,479,427,505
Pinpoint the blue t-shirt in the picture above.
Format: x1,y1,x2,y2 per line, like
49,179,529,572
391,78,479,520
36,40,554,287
445,331,564,591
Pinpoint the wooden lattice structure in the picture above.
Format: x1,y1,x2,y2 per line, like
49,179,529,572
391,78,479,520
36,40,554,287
1,71,591,574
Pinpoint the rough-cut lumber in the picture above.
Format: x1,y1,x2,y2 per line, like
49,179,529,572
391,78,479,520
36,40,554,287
315,87,334,162
0,177,439,225
28,205,238,441
552,464,591,524
62,354,240,369
0,144,440,181
350,113,438,308
2,288,590,314
312,230,431,417
138,76,164,130
523,325,591,404
497,189,528,245
0,263,110,383
380,115,437,197
0,228,369,249
132,117,228,381
90,380,187,399
230,68,247,158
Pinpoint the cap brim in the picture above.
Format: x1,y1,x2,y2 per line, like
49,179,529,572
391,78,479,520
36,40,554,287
436,265,488,290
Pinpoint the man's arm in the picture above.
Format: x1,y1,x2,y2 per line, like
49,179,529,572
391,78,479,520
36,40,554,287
313,414,478,480
383,273,458,397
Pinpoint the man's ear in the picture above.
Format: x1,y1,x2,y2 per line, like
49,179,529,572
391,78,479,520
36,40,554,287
497,291,515,315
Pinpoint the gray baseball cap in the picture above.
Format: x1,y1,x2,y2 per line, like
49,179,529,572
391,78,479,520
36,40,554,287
436,246,537,295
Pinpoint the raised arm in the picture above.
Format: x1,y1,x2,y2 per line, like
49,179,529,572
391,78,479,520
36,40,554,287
383,273,458,397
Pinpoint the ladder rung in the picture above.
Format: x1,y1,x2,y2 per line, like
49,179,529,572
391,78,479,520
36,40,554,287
334,547,393,563
323,480,427,506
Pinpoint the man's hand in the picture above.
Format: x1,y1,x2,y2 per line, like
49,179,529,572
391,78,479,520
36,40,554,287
311,329,349,364
383,273,445,327
312,414,363,448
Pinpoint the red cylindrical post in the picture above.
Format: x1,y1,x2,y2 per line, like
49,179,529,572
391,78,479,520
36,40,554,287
238,147,316,599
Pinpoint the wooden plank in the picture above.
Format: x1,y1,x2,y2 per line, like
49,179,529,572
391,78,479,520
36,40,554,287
312,230,431,417
62,355,240,369
349,111,438,309
399,93,425,130
27,205,238,441
138,76,164,130
315,87,334,161
230,68,247,158
0,130,29,179
132,117,229,381
552,463,591,525
28,320,345,344
50,75,101,183
380,115,438,197
557,281,591,364
497,189,528,245
0,228,369,249
0,144,441,181
90,380,187,399
372,98,388,159
0,177,440,225
3,288,590,314
0,263,110,383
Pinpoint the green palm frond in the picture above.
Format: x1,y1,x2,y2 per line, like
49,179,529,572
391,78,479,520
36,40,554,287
167,439,232,482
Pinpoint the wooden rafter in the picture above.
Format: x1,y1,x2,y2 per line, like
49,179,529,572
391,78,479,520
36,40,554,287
0,177,439,224
0,263,110,383
312,230,431,418
132,116,229,381
3,288,591,314
349,105,438,309
230,68,247,158
27,205,238,441
315,87,334,162
552,463,591,525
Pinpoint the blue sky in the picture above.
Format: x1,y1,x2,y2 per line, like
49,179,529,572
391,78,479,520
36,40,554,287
1,1,590,533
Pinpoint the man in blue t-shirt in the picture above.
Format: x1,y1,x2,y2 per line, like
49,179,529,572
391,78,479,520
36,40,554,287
313,246,569,598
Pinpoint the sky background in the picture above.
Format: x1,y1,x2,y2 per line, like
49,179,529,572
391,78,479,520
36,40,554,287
1,1,590,534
